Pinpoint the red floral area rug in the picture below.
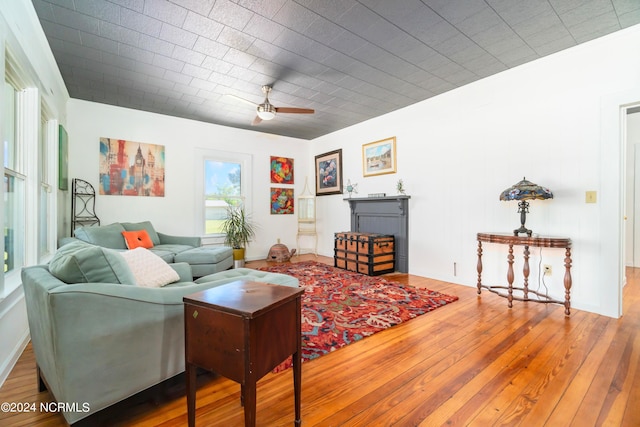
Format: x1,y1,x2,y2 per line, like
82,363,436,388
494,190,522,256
257,261,459,372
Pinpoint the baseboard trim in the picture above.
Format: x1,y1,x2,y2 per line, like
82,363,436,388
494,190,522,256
0,289,31,388
0,328,30,388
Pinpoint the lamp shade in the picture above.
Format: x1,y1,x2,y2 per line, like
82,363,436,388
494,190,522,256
499,177,553,201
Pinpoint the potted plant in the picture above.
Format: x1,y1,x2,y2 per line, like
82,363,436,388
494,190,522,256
221,205,256,268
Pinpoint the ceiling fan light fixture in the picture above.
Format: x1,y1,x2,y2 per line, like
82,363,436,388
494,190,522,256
257,103,276,120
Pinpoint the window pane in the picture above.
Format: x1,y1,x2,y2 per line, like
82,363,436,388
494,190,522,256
38,117,52,260
205,160,241,197
204,160,242,234
39,184,50,258
3,81,16,170
4,173,25,273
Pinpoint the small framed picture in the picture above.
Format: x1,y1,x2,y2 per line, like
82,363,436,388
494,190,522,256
362,136,396,177
270,187,294,214
315,149,343,196
58,125,69,191
270,156,294,184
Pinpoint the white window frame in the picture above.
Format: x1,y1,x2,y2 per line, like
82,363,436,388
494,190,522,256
1,45,56,299
38,115,57,262
194,148,252,245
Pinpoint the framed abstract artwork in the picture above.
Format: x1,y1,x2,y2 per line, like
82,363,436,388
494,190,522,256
58,125,69,191
270,187,294,214
99,137,166,197
270,156,294,184
315,149,343,196
363,136,397,177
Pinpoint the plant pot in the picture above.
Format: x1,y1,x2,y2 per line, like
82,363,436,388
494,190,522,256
232,248,245,268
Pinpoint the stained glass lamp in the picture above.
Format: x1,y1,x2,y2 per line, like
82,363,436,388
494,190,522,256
500,177,553,236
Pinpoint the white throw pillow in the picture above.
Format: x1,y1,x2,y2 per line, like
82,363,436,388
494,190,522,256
119,247,180,287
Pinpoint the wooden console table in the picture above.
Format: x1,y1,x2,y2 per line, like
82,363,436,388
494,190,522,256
184,281,304,426
476,232,573,315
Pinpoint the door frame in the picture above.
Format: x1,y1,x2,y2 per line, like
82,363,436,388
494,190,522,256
601,89,640,318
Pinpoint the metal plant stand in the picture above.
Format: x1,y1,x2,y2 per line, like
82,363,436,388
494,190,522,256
71,178,100,235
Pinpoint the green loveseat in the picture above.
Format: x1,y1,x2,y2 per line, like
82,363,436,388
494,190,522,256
22,241,299,425
73,221,233,277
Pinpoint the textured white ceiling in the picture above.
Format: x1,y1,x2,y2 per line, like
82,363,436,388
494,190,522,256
33,0,640,139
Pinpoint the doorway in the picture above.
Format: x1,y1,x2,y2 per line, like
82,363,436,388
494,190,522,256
626,108,640,269
619,103,640,318
623,107,640,267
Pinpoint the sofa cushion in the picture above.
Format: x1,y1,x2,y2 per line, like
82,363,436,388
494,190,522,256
153,244,195,256
119,248,179,287
121,221,161,246
195,268,299,288
48,240,136,284
149,249,175,263
122,230,154,249
174,246,233,265
74,223,128,250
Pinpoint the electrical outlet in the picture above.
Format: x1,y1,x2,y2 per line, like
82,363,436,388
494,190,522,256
543,265,552,276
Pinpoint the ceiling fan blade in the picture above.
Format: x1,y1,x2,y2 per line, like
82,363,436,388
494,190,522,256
251,115,263,126
275,107,315,114
224,93,257,107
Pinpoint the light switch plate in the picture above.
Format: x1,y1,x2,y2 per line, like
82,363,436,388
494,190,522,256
586,191,597,203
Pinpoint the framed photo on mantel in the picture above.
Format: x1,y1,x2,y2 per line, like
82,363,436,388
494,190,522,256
315,149,343,196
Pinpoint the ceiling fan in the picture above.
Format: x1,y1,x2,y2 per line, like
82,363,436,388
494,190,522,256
227,85,314,125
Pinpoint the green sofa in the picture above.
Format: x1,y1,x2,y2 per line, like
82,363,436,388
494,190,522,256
73,221,233,277
22,241,299,425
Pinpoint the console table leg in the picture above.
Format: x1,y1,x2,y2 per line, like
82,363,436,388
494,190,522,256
564,247,572,315
477,240,483,294
507,244,514,308
523,245,530,300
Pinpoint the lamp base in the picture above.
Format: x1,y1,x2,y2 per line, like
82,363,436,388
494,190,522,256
514,200,532,236
513,226,533,237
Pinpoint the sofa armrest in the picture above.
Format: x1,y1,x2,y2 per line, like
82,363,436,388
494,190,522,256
157,232,201,247
24,276,227,424
169,262,193,282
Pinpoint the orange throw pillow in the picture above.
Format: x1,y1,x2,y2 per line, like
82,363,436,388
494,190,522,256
122,230,154,249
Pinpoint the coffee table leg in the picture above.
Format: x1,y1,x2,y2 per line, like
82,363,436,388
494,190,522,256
186,362,196,427
294,350,301,426
244,380,257,427
295,295,302,426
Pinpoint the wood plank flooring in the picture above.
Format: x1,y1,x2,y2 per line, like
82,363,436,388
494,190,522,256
1,255,638,426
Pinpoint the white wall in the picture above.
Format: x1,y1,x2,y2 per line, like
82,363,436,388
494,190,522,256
312,24,640,318
66,100,310,260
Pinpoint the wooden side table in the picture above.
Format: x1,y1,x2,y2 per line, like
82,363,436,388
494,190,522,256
476,232,573,315
183,280,304,427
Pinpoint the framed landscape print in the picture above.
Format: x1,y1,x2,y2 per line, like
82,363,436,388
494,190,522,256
363,136,397,177
315,149,343,196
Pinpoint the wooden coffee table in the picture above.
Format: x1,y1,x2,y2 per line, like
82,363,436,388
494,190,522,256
183,280,304,427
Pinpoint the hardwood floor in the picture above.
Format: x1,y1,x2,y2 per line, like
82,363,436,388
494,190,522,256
1,255,638,426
